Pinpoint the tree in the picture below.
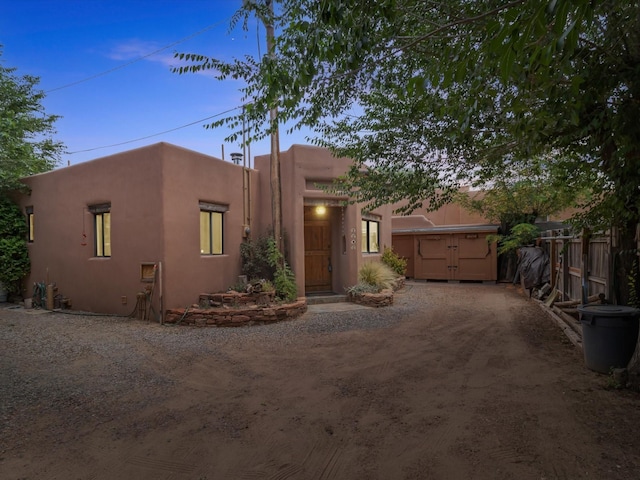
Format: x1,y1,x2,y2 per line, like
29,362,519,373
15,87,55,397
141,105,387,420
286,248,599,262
0,196,30,296
0,48,64,298
1,47,64,193
175,1,639,304
457,157,587,232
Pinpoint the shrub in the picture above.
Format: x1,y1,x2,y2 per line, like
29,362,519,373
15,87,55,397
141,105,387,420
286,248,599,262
358,261,398,291
274,263,297,302
381,246,407,276
488,222,540,255
346,282,381,296
228,278,248,293
239,233,298,301
0,197,29,296
240,234,274,281
265,235,298,302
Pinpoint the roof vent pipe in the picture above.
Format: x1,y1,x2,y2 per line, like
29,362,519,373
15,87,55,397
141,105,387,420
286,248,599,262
230,152,243,165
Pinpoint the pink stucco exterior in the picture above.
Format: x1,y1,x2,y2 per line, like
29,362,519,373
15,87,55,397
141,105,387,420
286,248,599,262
254,145,392,296
16,143,392,315
18,143,254,315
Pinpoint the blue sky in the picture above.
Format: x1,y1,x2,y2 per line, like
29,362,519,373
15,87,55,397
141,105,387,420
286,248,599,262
1,0,310,167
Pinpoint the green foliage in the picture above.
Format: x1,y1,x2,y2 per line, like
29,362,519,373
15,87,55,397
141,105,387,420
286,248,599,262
0,197,29,295
265,235,297,302
260,279,275,293
381,246,407,276
175,1,636,224
358,261,398,291
176,2,640,303
240,234,274,281
240,233,297,301
346,282,381,296
488,223,540,256
228,279,248,293
456,157,587,231
273,263,297,302
0,48,63,194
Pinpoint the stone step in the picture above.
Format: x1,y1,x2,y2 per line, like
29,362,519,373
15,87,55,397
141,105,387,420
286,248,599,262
305,294,348,305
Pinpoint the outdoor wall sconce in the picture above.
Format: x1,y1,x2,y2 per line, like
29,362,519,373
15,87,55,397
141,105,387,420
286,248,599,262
315,205,327,216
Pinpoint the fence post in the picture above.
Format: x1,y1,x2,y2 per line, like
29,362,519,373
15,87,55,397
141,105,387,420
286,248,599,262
581,229,591,304
562,239,570,301
550,235,557,289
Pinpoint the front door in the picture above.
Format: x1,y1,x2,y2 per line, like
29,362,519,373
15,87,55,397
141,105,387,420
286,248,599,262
304,213,332,293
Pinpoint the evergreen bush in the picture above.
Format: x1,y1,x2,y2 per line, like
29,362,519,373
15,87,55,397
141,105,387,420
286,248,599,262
0,197,29,297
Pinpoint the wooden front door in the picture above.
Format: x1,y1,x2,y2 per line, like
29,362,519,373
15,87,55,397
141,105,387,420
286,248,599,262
304,218,332,292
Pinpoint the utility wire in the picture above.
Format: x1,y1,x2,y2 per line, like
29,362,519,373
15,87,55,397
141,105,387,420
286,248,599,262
68,106,242,154
46,16,232,93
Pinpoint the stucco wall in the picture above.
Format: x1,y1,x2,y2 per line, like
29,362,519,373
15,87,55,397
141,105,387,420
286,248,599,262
255,145,392,295
17,142,391,313
160,145,250,309
18,143,255,315
20,144,165,315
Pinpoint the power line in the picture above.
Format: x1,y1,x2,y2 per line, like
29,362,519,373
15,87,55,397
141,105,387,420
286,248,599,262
67,106,242,154
46,17,232,93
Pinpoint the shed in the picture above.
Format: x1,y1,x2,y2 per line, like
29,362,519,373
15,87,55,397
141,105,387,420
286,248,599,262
392,221,499,282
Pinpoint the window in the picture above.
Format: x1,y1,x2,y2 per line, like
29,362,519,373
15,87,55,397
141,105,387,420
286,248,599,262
26,206,34,242
361,218,380,253
199,202,227,255
89,203,111,257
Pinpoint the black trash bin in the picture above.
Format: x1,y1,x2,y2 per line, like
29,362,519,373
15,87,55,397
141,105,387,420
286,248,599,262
577,304,640,374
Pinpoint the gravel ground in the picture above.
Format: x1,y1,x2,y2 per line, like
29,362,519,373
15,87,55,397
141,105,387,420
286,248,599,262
0,291,409,455
2,282,640,480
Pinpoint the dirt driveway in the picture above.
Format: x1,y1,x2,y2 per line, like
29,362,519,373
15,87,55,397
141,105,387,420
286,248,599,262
1,282,639,479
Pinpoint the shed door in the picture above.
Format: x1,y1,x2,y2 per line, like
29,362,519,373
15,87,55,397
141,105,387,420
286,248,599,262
456,233,494,281
416,235,450,280
304,220,332,292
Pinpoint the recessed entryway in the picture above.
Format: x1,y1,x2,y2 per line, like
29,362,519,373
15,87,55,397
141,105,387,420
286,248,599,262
304,206,333,293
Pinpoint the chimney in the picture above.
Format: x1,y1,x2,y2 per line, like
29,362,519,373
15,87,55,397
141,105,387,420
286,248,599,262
230,152,243,165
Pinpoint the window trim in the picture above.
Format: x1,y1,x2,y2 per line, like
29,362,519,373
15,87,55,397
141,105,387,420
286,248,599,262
361,217,380,254
25,206,34,243
199,202,227,256
89,203,111,257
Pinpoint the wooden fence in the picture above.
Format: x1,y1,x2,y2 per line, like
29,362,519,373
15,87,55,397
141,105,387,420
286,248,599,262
541,232,610,303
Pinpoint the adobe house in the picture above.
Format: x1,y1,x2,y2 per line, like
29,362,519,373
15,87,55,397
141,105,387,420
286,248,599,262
254,145,392,296
16,142,391,315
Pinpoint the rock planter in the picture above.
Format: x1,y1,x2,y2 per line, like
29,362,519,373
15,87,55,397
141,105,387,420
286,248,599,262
198,291,275,308
164,295,307,327
348,288,394,308
347,276,404,308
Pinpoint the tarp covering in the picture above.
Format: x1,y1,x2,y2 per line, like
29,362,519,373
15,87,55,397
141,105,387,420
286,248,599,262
515,246,550,289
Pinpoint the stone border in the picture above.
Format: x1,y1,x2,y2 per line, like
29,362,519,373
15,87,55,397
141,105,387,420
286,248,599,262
348,289,394,308
347,277,404,308
164,298,307,327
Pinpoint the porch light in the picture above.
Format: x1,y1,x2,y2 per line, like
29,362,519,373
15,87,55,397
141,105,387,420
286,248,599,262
315,205,327,216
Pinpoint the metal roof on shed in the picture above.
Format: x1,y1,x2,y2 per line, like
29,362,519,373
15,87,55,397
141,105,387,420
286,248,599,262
392,224,499,235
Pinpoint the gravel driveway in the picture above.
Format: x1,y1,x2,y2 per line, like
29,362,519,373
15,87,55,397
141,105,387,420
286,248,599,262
1,282,639,479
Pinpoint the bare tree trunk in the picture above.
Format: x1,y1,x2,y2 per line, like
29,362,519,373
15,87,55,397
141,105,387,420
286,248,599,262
265,0,284,262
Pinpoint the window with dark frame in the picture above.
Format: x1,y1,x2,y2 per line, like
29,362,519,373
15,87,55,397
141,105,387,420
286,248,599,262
89,203,111,257
361,218,380,253
25,206,34,242
199,202,227,255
